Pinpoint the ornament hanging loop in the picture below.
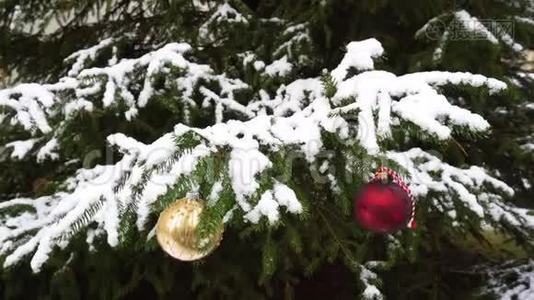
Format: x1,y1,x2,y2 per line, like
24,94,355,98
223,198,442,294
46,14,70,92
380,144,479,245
186,191,200,200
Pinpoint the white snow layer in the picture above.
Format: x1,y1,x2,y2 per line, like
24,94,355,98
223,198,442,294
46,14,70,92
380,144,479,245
199,3,249,44
331,38,384,82
387,148,529,228
265,55,293,77
1,37,529,273
65,38,114,77
0,39,250,159
360,265,384,300
6,139,36,159
481,260,534,300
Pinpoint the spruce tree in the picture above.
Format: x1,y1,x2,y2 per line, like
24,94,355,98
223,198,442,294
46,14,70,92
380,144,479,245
0,1,533,299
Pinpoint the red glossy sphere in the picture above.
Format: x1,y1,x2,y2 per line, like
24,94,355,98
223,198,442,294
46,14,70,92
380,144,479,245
354,182,413,233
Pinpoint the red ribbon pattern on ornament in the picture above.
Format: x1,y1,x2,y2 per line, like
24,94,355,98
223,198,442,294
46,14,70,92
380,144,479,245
371,166,417,230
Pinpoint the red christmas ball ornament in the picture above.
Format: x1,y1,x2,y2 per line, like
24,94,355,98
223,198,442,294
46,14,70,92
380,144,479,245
354,167,416,233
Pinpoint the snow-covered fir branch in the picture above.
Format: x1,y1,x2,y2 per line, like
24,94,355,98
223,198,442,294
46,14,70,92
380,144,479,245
0,41,251,161
360,263,384,300
199,3,249,45
1,35,531,279
479,259,534,299
387,148,533,231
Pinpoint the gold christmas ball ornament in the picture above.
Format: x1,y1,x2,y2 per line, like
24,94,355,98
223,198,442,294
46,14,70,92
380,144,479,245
156,197,223,261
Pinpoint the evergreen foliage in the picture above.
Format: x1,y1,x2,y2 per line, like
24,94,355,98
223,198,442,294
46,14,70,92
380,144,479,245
0,0,533,299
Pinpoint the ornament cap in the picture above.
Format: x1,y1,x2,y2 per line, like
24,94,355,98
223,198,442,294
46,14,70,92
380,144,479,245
376,171,388,182
186,191,200,200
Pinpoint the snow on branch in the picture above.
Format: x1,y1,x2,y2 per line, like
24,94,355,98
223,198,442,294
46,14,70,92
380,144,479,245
0,37,525,273
1,37,505,161
0,41,251,160
238,21,312,76
515,16,534,26
0,80,77,134
331,40,505,153
199,3,249,45
387,148,534,229
5,139,37,159
360,264,384,300
2,115,518,272
77,42,242,119
65,38,114,77
0,132,210,272
479,259,534,300
273,22,313,62
331,38,384,82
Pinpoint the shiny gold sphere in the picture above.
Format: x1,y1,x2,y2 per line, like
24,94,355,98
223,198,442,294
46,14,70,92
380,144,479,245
156,198,223,261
